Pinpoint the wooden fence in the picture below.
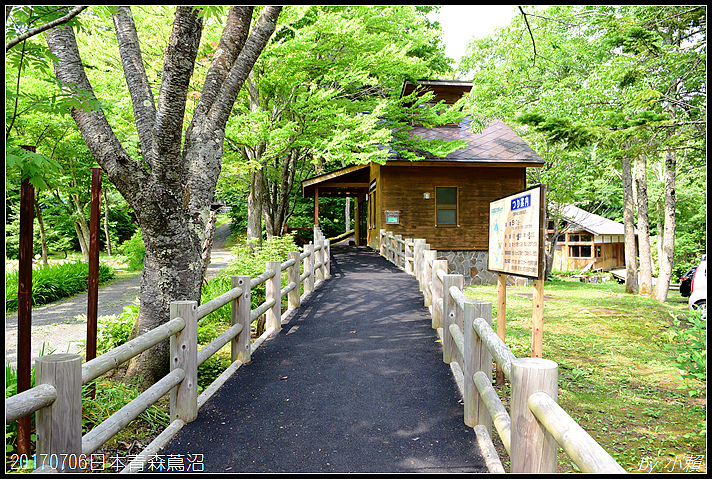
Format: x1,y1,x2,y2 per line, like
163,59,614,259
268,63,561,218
380,229,626,474
5,231,331,473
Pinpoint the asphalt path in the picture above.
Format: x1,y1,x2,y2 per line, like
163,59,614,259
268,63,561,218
155,246,486,473
5,222,234,368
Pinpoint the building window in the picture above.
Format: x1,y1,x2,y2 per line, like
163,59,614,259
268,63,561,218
569,245,592,258
436,187,457,226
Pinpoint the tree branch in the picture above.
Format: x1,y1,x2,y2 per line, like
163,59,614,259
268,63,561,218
45,18,145,198
112,6,157,170
518,6,537,67
207,6,282,129
6,5,88,51
151,6,203,179
191,6,253,125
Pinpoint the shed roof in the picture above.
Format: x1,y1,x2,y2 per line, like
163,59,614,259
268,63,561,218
561,204,636,236
395,117,545,165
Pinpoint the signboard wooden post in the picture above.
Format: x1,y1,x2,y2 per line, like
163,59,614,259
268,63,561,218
488,185,546,359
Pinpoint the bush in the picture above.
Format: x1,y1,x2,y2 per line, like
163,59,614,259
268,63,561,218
97,305,138,354
5,260,115,311
665,309,707,398
117,229,145,271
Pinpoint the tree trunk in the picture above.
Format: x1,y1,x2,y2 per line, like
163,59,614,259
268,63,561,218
635,153,653,296
247,167,265,250
654,148,676,302
621,153,639,294
71,193,90,262
47,5,282,385
103,187,112,256
33,195,49,266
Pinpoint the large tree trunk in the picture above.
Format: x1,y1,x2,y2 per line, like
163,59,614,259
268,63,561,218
635,153,653,296
47,6,282,385
654,148,676,302
621,153,639,294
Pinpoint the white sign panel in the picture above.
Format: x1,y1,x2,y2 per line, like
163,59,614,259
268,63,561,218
488,186,544,279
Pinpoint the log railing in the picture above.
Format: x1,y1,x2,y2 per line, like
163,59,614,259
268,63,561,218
6,231,331,473
379,229,626,474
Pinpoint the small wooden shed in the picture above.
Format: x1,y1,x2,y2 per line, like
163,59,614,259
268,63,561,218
302,80,545,284
550,204,637,272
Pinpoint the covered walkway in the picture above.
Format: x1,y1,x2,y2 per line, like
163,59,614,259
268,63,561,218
155,246,486,473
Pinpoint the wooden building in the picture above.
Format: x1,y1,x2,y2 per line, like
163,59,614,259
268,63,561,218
550,204,637,272
301,80,545,284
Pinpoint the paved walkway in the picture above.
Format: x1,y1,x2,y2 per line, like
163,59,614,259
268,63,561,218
156,246,486,473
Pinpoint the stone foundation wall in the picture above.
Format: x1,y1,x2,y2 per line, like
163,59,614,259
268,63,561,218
437,250,530,287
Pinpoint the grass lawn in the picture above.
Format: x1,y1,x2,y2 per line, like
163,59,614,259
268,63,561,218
463,278,706,473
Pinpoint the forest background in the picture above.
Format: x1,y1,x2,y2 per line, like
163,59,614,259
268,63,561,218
5,6,706,382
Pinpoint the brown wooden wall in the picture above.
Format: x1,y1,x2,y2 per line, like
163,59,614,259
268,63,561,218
367,164,526,250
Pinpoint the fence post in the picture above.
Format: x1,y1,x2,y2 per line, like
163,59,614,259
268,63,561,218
170,300,198,423
232,275,252,363
316,240,325,282
324,239,331,278
441,273,463,364
287,252,301,309
510,358,558,473
35,353,82,472
413,239,426,288
431,258,448,329
422,249,436,307
379,229,386,255
303,243,314,296
394,234,403,268
465,301,493,432
405,239,414,275
266,261,282,331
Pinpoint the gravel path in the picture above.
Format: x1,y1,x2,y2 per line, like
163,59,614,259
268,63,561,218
5,222,234,369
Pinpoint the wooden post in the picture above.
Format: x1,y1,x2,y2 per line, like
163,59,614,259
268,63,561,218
16,164,34,456
287,252,301,309
35,353,83,472
423,249,436,307
404,239,413,275
531,279,544,358
303,243,314,296
231,275,252,363
431,258,448,329
266,261,282,331
87,168,102,370
510,357,558,473
379,229,386,256
314,187,319,225
316,240,325,282
413,239,426,288
170,301,198,423
394,234,403,268
324,239,331,278
465,301,493,433
496,273,507,384
441,273,463,364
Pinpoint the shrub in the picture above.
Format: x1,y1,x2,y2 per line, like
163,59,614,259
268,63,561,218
5,260,115,311
97,305,138,354
117,230,145,271
665,309,707,398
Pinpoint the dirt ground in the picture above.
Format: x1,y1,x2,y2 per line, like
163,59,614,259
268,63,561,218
5,222,234,369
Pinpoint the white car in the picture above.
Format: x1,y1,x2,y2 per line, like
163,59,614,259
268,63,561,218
688,255,706,316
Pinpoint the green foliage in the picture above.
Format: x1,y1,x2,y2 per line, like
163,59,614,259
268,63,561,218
117,230,145,271
5,261,115,311
665,310,707,398
82,381,169,436
97,306,138,354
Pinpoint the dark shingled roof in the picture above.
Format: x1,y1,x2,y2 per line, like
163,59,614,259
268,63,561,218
393,117,545,165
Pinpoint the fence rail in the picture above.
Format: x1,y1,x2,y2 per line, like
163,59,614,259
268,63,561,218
379,229,626,474
6,229,331,473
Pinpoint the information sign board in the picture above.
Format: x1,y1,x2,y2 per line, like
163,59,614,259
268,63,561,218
488,185,545,279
